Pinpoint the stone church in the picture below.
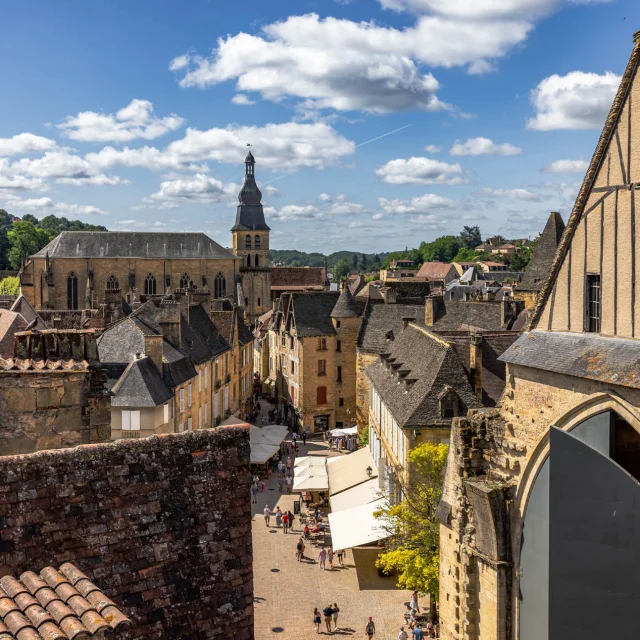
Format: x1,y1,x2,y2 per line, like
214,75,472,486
439,31,640,640
19,152,271,326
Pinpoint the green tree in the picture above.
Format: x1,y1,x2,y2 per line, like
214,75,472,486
0,276,20,295
21,214,39,226
419,235,461,263
375,442,449,613
352,254,359,270
7,221,50,269
361,254,368,270
0,210,15,269
459,225,482,249
333,259,351,281
373,253,381,267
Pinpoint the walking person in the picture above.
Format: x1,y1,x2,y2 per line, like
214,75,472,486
278,476,284,493
327,546,334,570
263,505,271,526
302,431,307,445
287,510,295,531
282,511,289,534
322,604,334,634
412,623,424,640
286,474,292,494
296,538,304,561
313,608,321,634
318,547,327,570
275,506,282,528
398,628,408,640
251,484,258,504
410,591,421,614
336,548,345,566
365,617,376,639
332,603,340,630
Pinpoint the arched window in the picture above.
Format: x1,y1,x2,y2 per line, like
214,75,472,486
106,275,119,290
245,234,251,249
144,273,156,295
214,272,226,299
179,273,191,289
254,254,260,267
246,255,251,267
67,272,78,310
255,235,261,249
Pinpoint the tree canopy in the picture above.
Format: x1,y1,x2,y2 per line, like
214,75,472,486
375,442,449,601
333,258,351,281
459,225,482,249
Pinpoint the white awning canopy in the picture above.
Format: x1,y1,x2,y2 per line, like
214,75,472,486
327,447,378,496
294,456,328,468
329,478,381,512
250,443,279,464
329,426,358,437
328,498,389,551
293,473,329,491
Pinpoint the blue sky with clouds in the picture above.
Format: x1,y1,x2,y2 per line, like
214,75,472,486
1,0,639,253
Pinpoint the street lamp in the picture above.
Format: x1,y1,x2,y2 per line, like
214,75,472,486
366,465,373,478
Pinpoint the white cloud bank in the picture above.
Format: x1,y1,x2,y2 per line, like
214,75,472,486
376,157,464,185
543,159,589,173
450,137,522,156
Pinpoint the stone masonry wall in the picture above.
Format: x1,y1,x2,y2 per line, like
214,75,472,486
0,427,253,640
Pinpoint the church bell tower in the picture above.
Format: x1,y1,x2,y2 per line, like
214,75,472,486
231,151,271,326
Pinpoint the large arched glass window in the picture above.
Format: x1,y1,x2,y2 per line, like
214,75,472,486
245,234,251,249
144,273,156,295
214,272,226,298
179,273,191,289
67,272,78,310
106,275,119,290
254,235,261,249
254,254,260,267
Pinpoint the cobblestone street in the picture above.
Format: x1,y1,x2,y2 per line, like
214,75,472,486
251,405,410,640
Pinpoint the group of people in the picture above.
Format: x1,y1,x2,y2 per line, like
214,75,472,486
312,603,341,634
399,592,439,638
263,505,296,533
317,545,345,570
250,474,266,504
327,434,358,452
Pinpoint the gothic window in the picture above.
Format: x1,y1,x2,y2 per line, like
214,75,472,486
255,235,261,249
441,391,459,419
254,254,259,267
67,272,78,310
214,272,226,298
245,235,251,249
144,273,157,295
179,273,191,289
106,275,119,290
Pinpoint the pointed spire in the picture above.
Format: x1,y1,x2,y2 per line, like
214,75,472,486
238,151,262,206
331,284,358,318
232,151,270,232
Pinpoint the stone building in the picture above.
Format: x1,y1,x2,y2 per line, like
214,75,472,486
0,427,253,639
268,287,361,432
270,266,328,301
20,151,271,328
439,31,640,640
0,329,111,455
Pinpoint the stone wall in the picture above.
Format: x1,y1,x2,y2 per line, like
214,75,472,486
0,427,253,640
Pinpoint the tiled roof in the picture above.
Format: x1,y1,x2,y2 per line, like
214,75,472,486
32,231,234,260
110,356,173,407
271,267,326,288
9,297,47,332
0,562,131,639
0,311,27,358
0,358,90,372
291,292,340,337
415,262,455,280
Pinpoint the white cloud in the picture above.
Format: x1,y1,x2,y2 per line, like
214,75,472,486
379,193,457,214
170,14,532,113
267,204,323,221
408,213,449,227
265,185,281,198
112,219,168,230
58,99,185,142
527,71,620,131
0,133,57,157
347,221,366,228
327,201,367,215
232,94,256,106
480,187,543,201
543,159,589,173
319,193,332,201
450,136,522,156
424,144,441,153
91,122,355,172
376,156,464,185
1,194,109,216
377,0,559,19
149,173,238,203
372,213,384,220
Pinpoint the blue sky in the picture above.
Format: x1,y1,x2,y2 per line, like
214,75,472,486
1,0,639,253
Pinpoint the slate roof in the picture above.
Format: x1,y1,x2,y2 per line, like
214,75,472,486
271,267,326,288
499,330,640,389
330,286,358,318
210,308,254,346
0,311,27,358
110,356,173,407
480,271,523,284
358,302,425,353
0,562,131,639
32,231,234,260
290,292,340,337
366,324,481,427
415,262,456,280
431,301,514,332
518,211,565,292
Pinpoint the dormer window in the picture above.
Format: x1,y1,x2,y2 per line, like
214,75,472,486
440,389,460,419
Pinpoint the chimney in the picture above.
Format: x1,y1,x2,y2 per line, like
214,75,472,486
380,287,397,304
501,298,524,327
158,299,181,348
424,295,444,327
144,334,164,373
401,316,415,329
469,334,483,401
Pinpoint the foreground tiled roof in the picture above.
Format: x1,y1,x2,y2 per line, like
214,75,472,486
0,562,131,639
271,267,326,288
415,262,455,280
0,358,90,371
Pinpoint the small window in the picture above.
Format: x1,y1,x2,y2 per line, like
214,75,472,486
122,410,141,431
339,397,344,407
290,336,294,349
336,340,341,352
318,360,326,376
337,366,342,382
188,417,193,431
586,274,601,333
258,297,261,307
188,383,192,407
317,338,327,351
245,297,249,307
317,386,327,405
291,360,295,375
442,392,457,419
245,234,251,249
106,275,119,290
180,389,185,412
336,320,341,328
255,254,259,267
247,255,251,267
255,235,261,249
199,407,202,429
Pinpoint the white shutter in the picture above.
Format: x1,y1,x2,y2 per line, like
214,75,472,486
188,417,192,430
199,407,202,428
188,383,192,407
205,367,208,389
163,403,169,424
122,411,131,430
180,389,184,412
224,386,229,411
205,402,208,425
131,410,141,430
214,394,219,419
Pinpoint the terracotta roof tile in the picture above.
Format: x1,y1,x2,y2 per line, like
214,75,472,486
0,564,130,639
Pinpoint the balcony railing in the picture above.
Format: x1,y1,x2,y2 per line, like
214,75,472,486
121,431,141,439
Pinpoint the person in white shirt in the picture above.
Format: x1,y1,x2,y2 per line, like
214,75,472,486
263,506,271,526
398,628,408,640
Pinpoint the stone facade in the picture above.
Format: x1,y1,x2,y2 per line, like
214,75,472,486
0,329,110,455
0,427,253,640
